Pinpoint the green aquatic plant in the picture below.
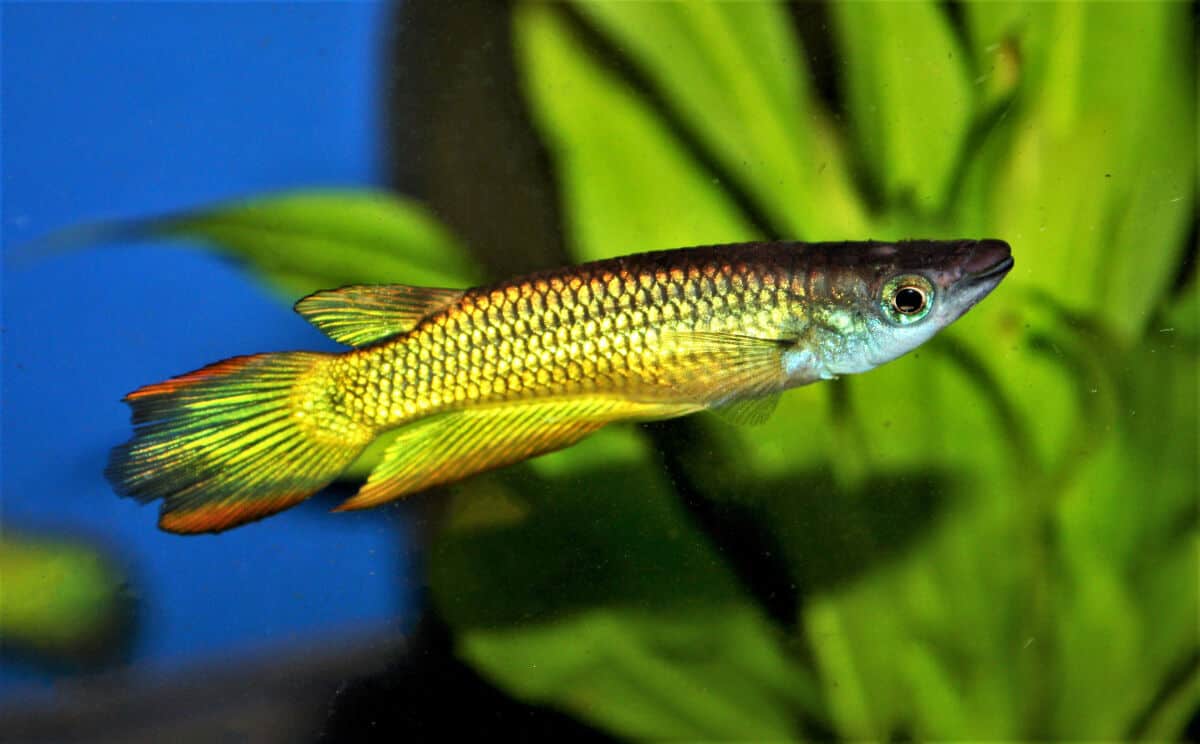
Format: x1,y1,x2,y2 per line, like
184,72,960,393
0,533,133,665
88,1,1195,739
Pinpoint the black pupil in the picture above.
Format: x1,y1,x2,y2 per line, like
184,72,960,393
894,287,925,314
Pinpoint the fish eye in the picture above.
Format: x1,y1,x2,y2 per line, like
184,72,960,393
893,287,926,314
881,275,934,325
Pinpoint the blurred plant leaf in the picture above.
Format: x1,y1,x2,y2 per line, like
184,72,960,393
796,299,1197,739
42,190,481,298
831,0,974,211
431,456,739,627
0,533,133,664
462,605,817,741
1051,307,1198,738
801,502,1032,740
153,190,482,296
1136,660,1200,743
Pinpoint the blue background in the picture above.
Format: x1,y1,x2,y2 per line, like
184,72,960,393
2,2,413,691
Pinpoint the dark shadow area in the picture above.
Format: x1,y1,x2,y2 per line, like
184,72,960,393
428,462,744,630
649,415,955,626
787,1,843,122
421,444,952,637
0,631,400,744
756,468,952,596
641,416,802,627
386,0,569,278
1169,215,1197,296
318,614,614,744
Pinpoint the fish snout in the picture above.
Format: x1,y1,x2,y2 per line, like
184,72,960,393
963,239,1014,280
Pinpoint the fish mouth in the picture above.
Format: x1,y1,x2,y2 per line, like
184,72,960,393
962,239,1013,285
945,239,1012,317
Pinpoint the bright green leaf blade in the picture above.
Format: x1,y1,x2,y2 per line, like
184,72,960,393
795,306,1198,739
514,3,756,261
157,189,482,296
831,0,974,211
958,1,1194,341
574,1,867,239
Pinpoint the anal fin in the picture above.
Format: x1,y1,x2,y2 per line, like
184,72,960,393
334,397,697,510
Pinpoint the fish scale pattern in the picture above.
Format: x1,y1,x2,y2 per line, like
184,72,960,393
325,248,805,429
107,239,1009,532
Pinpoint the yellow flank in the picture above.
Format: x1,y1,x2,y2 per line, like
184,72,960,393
324,257,802,432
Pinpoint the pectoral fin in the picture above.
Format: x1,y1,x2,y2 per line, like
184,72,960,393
334,396,698,510
664,330,791,405
294,284,465,347
711,392,782,426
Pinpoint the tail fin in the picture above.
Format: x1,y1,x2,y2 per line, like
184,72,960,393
106,352,372,534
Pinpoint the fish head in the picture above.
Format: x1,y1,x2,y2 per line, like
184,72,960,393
811,239,1013,375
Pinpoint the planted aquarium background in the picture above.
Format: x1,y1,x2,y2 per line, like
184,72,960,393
2,2,1195,742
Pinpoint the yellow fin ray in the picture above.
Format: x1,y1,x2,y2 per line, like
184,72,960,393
294,284,465,347
711,392,782,426
663,330,792,405
106,352,372,534
334,397,697,511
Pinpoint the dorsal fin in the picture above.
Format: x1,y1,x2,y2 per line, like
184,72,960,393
294,284,466,347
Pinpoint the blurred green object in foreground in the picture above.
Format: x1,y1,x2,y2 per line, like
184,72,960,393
22,189,481,301
0,533,133,665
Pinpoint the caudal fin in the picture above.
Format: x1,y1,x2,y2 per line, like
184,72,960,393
106,352,372,534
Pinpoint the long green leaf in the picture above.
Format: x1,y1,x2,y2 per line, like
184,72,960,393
575,0,867,239
156,189,481,296
831,0,974,211
514,3,755,261
958,1,1194,341
41,189,481,298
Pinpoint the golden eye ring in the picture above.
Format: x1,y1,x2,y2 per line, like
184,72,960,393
880,274,934,324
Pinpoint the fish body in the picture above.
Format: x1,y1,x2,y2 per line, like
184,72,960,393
108,239,1012,533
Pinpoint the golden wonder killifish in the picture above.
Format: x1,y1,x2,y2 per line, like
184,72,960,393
108,239,1013,533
